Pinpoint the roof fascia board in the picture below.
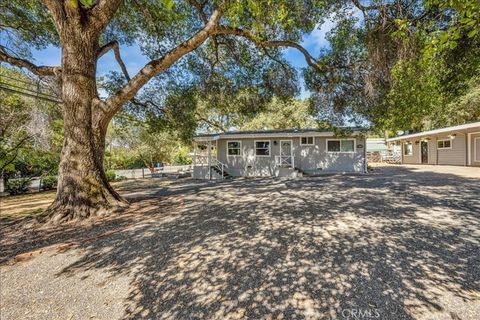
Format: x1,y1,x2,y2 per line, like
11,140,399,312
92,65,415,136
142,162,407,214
197,131,364,140
386,122,480,142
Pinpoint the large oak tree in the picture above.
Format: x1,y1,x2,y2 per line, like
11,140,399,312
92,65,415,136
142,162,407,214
0,0,337,222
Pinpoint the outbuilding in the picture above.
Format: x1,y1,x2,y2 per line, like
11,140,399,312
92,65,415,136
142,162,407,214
386,122,480,167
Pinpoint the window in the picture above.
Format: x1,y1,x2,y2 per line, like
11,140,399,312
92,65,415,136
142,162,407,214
255,140,270,156
437,139,452,149
227,141,241,156
300,136,314,145
327,139,355,153
404,142,413,156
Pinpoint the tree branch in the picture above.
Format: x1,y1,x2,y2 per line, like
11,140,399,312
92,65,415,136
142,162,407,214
0,49,61,77
104,8,223,116
188,0,208,23
351,0,391,12
41,0,66,29
195,112,226,132
213,26,327,73
90,0,123,31
98,40,130,81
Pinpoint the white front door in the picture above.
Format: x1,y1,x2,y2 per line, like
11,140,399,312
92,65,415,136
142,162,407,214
280,140,293,166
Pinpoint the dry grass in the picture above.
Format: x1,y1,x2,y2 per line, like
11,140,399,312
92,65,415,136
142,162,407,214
0,191,55,218
0,178,173,220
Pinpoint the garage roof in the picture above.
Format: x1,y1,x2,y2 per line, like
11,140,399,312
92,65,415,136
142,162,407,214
386,122,480,142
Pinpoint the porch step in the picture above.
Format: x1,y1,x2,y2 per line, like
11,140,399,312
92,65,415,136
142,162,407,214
294,167,307,177
210,166,232,178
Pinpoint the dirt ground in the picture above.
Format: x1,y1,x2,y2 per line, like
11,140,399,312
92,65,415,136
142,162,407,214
1,165,479,319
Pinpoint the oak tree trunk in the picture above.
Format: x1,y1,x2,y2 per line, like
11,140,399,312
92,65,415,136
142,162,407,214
43,28,127,223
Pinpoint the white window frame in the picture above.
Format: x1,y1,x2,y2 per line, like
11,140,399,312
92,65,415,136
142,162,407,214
300,136,315,146
437,139,452,150
326,139,356,153
226,140,242,157
403,142,413,156
254,140,271,157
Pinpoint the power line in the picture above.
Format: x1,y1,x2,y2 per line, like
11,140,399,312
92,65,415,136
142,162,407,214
0,74,48,86
0,84,62,104
0,81,60,101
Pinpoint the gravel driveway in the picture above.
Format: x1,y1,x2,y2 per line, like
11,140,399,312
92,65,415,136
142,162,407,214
1,165,479,319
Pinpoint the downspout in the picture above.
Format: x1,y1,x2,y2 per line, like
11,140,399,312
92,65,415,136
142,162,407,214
467,133,471,166
364,136,367,173
207,140,212,180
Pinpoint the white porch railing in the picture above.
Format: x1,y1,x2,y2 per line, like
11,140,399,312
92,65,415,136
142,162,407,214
275,155,295,168
195,154,210,166
193,155,229,179
212,159,229,178
380,151,401,163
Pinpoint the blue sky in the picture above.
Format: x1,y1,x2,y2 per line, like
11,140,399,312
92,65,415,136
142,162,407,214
29,17,339,98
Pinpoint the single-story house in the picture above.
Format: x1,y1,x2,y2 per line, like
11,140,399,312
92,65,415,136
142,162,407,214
192,128,367,179
386,121,480,167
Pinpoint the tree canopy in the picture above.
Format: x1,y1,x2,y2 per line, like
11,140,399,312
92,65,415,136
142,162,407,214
0,0,344,221
305,0,480,133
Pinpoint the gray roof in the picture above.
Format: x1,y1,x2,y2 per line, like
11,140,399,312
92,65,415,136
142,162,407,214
194,127,366,139
386,121,480,142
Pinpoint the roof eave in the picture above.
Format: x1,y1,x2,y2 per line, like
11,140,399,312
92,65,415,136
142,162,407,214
386,122,480,142
194,130,365,141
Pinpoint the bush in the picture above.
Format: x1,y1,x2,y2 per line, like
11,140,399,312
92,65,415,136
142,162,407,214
41,176,57,190
172,149,192,165
116,175,128,181
105,170,117,182
6,178,30,195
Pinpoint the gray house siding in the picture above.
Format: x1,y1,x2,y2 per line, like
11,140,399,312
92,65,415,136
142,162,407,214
436,133,466,166
428,139,436,165
402,134,466,165
215,136,366,177
392,125,480,167
402,142,420,164
470,132,480,167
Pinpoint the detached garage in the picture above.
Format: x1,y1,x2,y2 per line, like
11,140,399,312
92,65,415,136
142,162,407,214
386,122,480,167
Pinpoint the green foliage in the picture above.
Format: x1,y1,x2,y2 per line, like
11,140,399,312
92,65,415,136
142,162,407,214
172,147,192,165
0,66,62,177
307,1,480,132
240,98,316,130
6,178,30,195
426,0,480,52
105,170,117,182
41,175,57,190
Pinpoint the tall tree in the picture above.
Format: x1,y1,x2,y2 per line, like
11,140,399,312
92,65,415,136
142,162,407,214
306,0,480,132
0,0,335,222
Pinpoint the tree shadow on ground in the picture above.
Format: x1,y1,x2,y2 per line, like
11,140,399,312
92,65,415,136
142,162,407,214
2,166,479,319
53,166,480,319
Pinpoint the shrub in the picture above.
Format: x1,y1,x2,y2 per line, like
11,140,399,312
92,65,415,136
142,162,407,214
172,149,192,165
6,178,30,195
105,170,117,182
116,175,128,181
41,176,58,190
